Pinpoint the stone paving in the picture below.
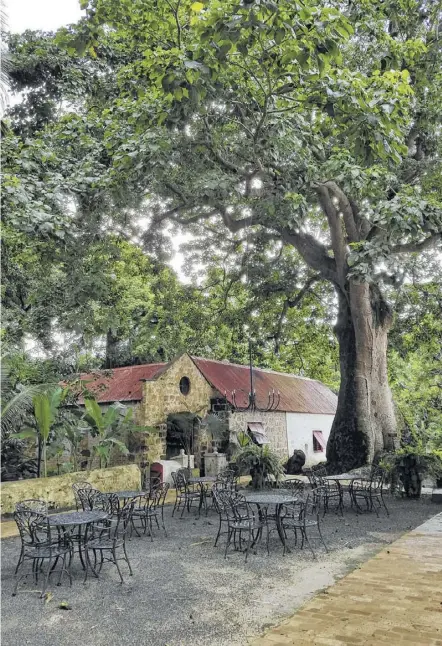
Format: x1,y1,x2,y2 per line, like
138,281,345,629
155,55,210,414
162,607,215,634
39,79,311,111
249,513,442,646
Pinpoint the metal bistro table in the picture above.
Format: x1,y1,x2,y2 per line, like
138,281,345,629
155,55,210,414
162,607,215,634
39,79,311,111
47,510,109,570
110,490,146,505
188,476,217,516
243,491,298,553
323,474,360,513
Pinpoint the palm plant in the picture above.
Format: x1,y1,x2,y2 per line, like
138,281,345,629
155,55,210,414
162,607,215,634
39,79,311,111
234,443,284,490
83,399,134,469
11,387,67,478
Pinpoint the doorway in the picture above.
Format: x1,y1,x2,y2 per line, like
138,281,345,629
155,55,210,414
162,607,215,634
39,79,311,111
166,413,200,463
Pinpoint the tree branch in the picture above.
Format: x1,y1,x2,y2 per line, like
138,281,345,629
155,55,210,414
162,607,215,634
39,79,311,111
323,181,359,243
287,274,322,307
281,227,338,284
391,233,442,254
316,185,347,286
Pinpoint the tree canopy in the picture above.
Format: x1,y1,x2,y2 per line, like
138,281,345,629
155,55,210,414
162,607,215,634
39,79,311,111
2,0,441,471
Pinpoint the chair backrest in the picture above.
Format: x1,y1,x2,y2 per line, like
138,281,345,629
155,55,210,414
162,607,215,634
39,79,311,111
87,489,119,515
284,479,306,496
217,468,237,484
15,499,48,514
303,468,317,487
144,475,162,493
14,508,51,547
77,486,95,510
283,494,315,523
369,468,385,492
174,471,188,493
112,498,137,541
212,479,236,495
177,467,191,482
154,482,170,506
72,481,92,507
213,488,249,522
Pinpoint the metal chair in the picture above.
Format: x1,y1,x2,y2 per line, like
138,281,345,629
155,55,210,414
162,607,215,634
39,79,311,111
13,508,73,597
283,479,306,496
171,471,201,517
72,482,92,510
131,483,169,539
211,483,244,546
15,499,49,514
309,471,343,516
280,495,328,557
83,499,136,584
351,469,389,516
216,490,268,562
143,475,162,494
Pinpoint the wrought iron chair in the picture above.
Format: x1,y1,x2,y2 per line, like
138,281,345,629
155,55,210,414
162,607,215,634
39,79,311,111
218,490,268,562
72,481,92,510
131,484,169,539
15,499,49,514
351,468,389,516
143,475,162,494
83,499,136,584
282,479,306,497
211,483,245,546
171,471,201,517
13,508,73,597
308,471,342,516
217,468,238,487
280,495,328,557
177,467,192,481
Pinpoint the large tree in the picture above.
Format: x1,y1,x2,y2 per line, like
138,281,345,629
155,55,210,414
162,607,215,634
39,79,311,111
4,1,442,470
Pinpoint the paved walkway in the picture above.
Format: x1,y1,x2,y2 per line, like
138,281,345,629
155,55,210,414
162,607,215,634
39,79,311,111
250,513,442,646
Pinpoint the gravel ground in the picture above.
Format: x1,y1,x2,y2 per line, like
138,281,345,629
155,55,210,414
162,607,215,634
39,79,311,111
1,493,439,646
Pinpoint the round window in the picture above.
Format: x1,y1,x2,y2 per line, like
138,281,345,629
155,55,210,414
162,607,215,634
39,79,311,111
179,376,191,396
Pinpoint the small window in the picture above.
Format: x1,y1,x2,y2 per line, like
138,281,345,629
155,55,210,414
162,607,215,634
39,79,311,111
179,376,191,396
313,430,326,452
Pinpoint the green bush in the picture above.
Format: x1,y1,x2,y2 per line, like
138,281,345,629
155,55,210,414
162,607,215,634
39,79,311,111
380,446,442,498
234,443,284,490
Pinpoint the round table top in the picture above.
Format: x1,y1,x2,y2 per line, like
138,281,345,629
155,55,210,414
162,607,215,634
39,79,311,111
47,510,109,527
189,476,217,483
110,490,146,499
243,492,298,505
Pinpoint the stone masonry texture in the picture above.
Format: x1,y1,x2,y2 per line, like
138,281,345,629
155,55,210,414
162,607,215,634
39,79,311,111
229,410,289,459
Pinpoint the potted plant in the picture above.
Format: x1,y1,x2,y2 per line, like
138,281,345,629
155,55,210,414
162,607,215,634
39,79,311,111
234,442,284,490
381,446,442,498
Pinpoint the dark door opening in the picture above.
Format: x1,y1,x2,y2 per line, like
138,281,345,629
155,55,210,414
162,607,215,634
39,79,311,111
166,413,200,462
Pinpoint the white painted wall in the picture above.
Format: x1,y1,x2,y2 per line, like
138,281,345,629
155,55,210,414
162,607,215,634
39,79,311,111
285,412,334,466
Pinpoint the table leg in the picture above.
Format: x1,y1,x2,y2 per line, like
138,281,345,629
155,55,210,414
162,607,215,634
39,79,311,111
276,505,291,554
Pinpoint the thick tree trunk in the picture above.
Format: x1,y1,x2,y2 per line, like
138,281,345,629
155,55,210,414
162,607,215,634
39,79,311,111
326,284,398,473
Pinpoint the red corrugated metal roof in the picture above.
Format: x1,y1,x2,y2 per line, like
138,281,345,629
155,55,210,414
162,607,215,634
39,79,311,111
79,363,166,403
77,354,337,414
191,356,337,415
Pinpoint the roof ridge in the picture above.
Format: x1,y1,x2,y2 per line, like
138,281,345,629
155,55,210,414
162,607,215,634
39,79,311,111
84,362,167,373
191,355,316,381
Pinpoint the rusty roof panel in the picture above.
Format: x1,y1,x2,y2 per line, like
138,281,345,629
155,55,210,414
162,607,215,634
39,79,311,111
78,354,337,414
191,357,337,415
79,363,166,403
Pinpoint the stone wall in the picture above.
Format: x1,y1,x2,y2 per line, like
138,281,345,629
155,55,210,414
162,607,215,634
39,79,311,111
138,354,214,462
228,410,289,459
0,464,141,516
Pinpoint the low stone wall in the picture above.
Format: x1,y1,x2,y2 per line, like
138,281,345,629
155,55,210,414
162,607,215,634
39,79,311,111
0,464,141,516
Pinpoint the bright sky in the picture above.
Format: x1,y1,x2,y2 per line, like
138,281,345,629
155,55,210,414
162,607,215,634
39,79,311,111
8,0,83,33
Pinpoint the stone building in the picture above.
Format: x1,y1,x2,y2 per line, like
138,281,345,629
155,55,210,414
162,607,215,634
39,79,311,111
81,353,337,468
